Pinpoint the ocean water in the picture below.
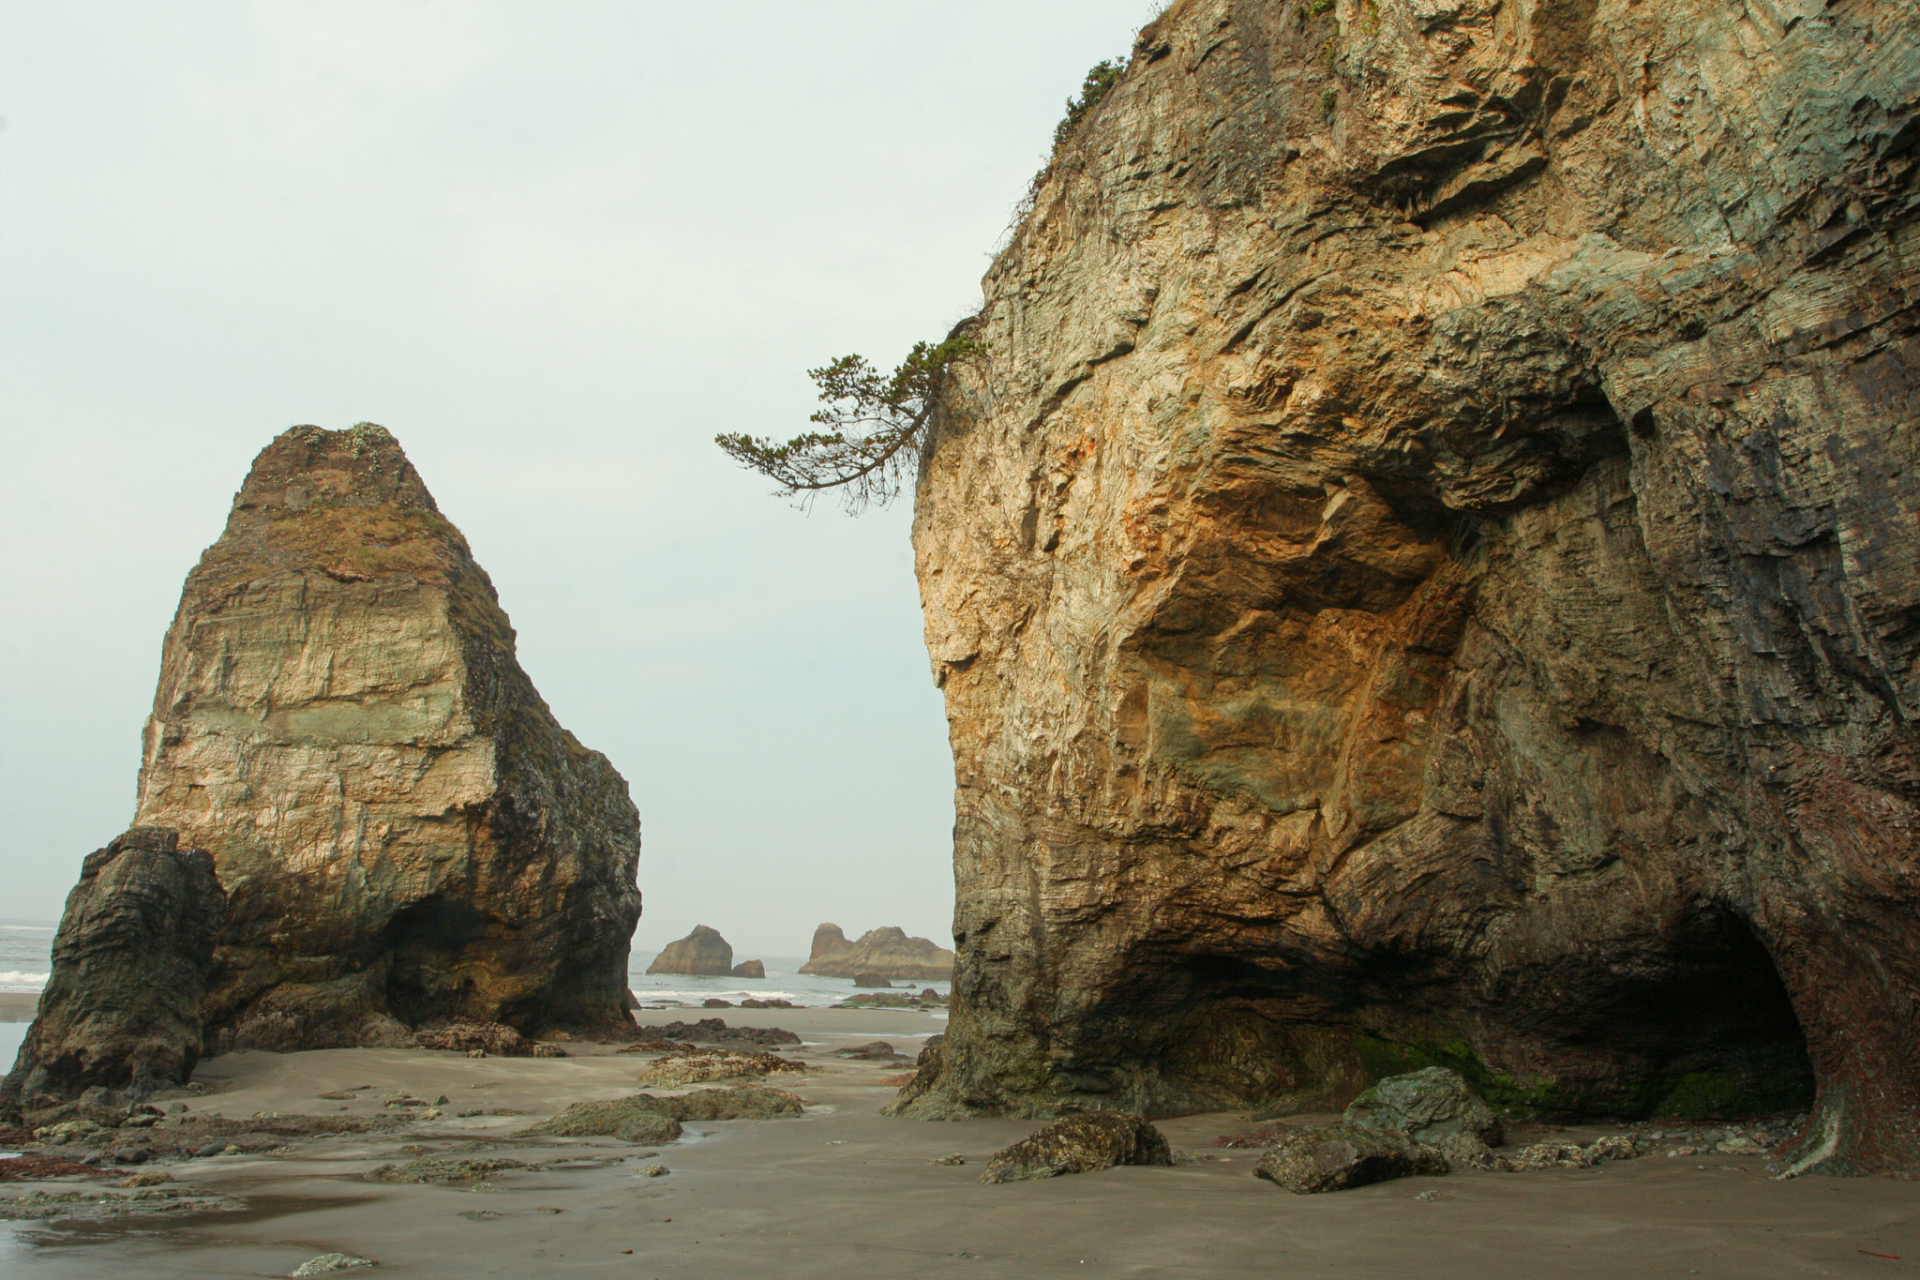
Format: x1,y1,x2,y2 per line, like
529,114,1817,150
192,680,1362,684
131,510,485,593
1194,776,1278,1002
0,924,53,994
0,929,944,1010
627,954,947,1010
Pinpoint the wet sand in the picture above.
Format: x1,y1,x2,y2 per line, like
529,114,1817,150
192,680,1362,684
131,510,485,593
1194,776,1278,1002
0,994,38,1022
3,1006,1914,1279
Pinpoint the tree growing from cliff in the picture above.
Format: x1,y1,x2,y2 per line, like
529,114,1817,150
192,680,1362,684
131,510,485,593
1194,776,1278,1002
1054,59,1124,153
716,332,979,512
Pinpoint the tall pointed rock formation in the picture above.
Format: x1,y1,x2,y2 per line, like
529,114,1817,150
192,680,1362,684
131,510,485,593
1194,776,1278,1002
134,423,640,1050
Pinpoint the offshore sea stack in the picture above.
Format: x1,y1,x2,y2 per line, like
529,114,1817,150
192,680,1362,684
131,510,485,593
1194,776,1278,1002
2,827,225,1110
133,424,641,1051
646,925,735,975
800,924,955,981
897,0,1920,1177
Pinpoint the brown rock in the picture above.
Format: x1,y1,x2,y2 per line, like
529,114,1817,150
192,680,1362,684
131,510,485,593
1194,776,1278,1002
901,0,1919,1175
730,960,766,979
3,827,225,1109
646,926,733,976
1255,1126,1449,1195
132,424,640,1051
415,1022,542,1058
800,924,954,981
978,1111,1172,1183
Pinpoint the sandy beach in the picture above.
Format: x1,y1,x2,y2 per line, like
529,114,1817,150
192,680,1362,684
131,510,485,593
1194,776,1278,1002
2,1005,1913,1279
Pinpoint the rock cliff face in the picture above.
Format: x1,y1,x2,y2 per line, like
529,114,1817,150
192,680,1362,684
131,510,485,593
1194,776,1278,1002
646,925,734,975
134,424,641,1050
801,924,956,981
901,0,1920,1176
2,828,225,1109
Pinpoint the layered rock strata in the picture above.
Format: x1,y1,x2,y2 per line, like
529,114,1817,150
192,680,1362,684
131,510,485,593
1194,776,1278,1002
800,924,955,980
2,827,225,1110
646,925,733,975
899,0,1920,1176
134,424,641,1050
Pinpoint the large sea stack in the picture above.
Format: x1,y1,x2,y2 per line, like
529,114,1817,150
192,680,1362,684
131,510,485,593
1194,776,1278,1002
801,924,955,981
133,423,641,1050
2,827,225,1111
896,0,1920,1178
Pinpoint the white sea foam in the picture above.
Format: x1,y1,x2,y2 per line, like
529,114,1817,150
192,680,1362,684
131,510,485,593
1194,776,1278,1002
0,971,50,989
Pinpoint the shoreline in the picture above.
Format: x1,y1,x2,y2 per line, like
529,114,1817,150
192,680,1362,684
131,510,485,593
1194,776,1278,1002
1,1017,1910,1278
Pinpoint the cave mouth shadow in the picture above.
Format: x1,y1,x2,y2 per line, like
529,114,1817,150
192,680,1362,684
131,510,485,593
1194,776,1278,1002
1552,906,1817,1120
1126,906,1816,1120
380,894,498,1027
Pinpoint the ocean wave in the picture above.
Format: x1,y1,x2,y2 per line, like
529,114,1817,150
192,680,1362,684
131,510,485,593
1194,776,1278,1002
0,971,49,987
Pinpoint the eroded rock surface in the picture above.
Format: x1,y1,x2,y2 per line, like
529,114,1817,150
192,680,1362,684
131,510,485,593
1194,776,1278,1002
1255,1126,1449,1195
900,0,1920,1175
978,1111,1173,1183
133,424,641,1050
3,828,225,1109
646,926,733,976
800,924,954,980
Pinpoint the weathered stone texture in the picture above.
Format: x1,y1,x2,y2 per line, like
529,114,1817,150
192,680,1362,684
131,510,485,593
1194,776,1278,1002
133,424,641,1050
904,0,1920,1175
2,828,225,1108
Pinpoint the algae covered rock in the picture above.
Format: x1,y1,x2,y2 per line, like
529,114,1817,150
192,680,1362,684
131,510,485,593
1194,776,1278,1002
640,1086,805,1121
1344,1068,1503,1147
978,1111,1172,1184
1254,1126,1449,1195
3,827,226,1108
519,1098,683,1144
132,424,640,1051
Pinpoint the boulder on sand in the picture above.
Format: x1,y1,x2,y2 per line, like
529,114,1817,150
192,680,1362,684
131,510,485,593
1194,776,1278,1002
1343,1067,1504,1147
1255,1125,1449,1194
3,827,226,1111
979,1111,1172,1183
647,926,734,976
519,1097,684,1144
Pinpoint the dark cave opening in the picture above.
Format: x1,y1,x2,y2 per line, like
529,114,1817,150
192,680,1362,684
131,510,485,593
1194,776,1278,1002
1568,907,1816,1119
381,894,496,1026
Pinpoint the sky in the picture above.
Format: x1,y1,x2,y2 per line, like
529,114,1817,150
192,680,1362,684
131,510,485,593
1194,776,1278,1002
0,0,1158,957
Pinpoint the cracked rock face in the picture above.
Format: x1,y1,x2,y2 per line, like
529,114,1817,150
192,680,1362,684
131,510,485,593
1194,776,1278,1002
3,827,226,1108
901,0,1919,1175
133,424,641,1050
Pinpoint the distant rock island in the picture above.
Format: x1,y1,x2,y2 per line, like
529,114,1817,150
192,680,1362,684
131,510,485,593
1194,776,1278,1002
800,924,953,981
647,925,763,978
127,424,641,1052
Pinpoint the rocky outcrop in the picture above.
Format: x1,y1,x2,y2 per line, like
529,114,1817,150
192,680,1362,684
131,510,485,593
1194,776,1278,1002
800,924,954,980
646,925,733,975
731,960,766,979
900,0,1920,1176
2,828,225,1109
133,424,640,1050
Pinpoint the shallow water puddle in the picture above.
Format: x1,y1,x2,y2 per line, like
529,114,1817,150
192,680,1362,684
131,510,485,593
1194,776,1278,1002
6,1192,379,1251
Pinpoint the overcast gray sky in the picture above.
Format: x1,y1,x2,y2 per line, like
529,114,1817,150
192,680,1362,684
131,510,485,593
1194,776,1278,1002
0,0,1153,956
